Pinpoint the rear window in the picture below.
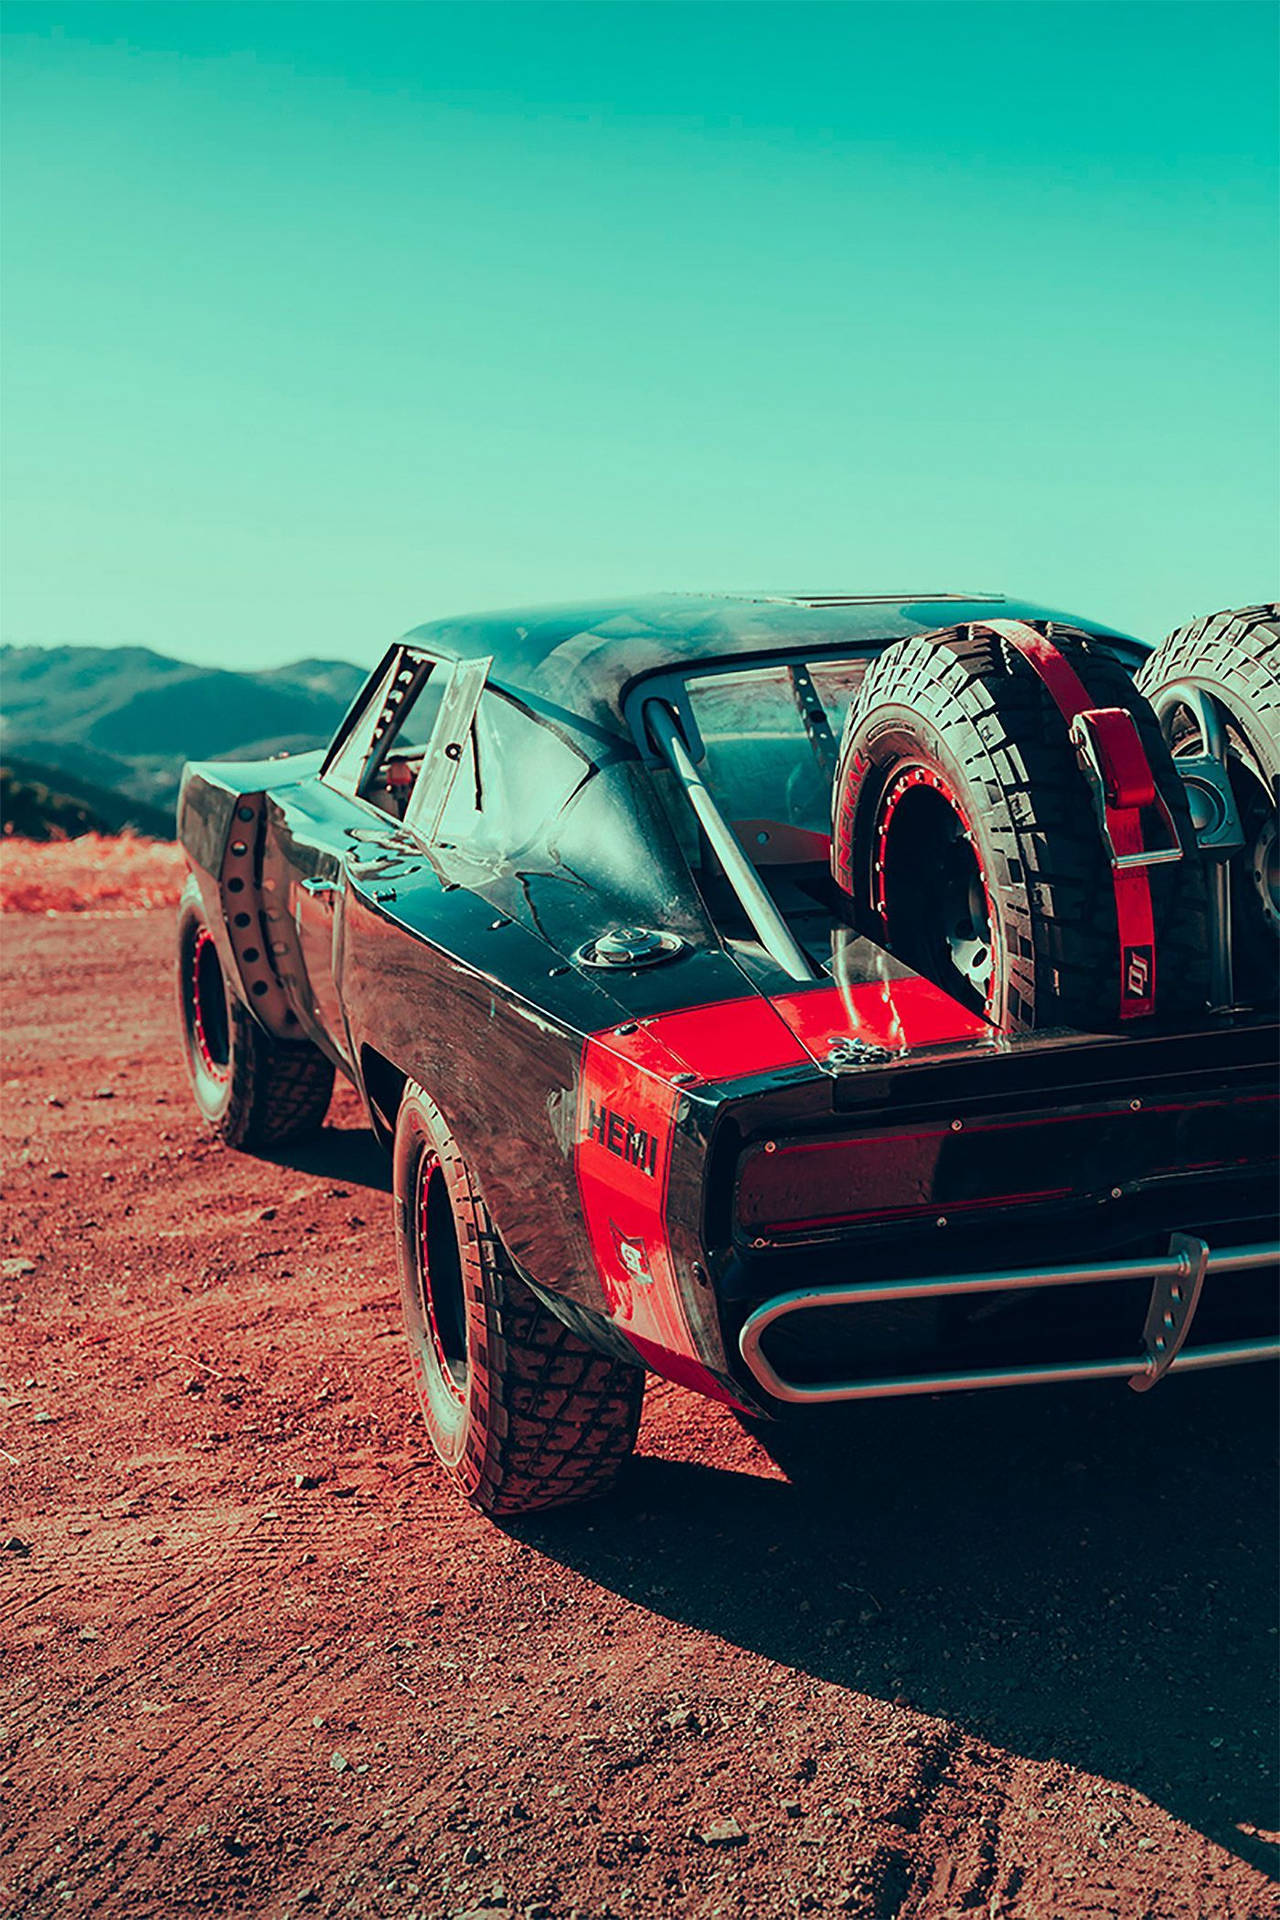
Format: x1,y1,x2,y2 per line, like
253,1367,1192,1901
681,657,868,849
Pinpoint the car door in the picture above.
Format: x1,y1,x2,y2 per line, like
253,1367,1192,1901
267,647,457,1062
337,680,626,1288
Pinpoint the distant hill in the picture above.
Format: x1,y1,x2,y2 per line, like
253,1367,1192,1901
1,755,176,841
0,643,368,817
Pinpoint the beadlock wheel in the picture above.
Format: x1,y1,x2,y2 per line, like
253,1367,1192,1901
415,1150,469,1407
188,926,231,1082
871,760,1001,1018
401,1135,471,1456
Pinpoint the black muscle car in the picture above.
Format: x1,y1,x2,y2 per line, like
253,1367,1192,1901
176,593,1280,1512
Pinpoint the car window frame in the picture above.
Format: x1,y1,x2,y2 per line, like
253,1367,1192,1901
400,655,493,844
318,646,490,831
319,649,405,800
356,653,443,805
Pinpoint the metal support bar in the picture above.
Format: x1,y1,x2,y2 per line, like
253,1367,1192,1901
786,663,839,779
1130,1230,1208,1391
1149,681,1246,1009
738,1236,1279,1405
643,698,820,984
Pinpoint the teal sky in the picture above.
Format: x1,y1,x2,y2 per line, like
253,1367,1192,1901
2,1,1277,671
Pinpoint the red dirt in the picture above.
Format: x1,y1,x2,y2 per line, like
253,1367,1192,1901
0,834,184,915
1,899,1277,1919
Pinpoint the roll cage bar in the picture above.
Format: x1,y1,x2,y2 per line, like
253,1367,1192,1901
640,695,821,985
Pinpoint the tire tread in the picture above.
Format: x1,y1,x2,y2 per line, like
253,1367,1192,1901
832,624,1211,1029
396,1084,643,1517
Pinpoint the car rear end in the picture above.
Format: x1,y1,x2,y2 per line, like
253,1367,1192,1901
614,602,1279,1412
696,1013,1279,1409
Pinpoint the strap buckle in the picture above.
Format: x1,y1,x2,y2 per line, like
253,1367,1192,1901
1069,708,1182,871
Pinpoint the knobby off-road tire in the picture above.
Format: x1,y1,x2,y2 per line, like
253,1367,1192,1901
393,1082,645,1516
831,626,1211,1031
1136,605,1280,1006
177,876,334,1146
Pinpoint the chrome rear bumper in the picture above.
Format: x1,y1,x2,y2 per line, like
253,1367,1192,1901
737,1235,1280,1405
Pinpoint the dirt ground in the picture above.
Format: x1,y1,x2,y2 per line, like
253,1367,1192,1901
0,835,184,915
1,900,1277,1919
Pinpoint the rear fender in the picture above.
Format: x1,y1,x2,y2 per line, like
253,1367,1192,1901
338,891,757,1407
177,756,322,1041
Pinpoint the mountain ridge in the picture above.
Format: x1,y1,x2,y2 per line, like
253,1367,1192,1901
1,754,176,841
1,641,369,820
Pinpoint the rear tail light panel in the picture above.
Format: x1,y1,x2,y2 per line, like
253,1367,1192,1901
733,1092,1277,1248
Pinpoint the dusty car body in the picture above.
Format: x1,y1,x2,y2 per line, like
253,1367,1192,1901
176,592,1279,1491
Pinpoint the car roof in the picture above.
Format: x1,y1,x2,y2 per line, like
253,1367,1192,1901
402,591,1146,737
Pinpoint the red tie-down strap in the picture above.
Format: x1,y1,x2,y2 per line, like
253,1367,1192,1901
982,620,1181,1021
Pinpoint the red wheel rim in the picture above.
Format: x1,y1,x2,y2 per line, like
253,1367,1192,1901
873,762,1001,1020
415,1150,467,1406
190,926,231,1081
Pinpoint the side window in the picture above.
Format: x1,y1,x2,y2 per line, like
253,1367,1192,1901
434,691,591,857
321,648,447,819
359,662,447,819
321,653,400,798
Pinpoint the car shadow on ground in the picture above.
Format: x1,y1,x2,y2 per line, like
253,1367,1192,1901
515,1366,1279,1875
262,1119,393,1193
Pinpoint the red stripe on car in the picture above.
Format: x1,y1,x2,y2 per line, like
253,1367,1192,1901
597,977,985,1090
771,978,989,1058
574,1034,690,1336
985,620,1159,1019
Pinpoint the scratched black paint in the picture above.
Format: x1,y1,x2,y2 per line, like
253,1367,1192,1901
175,593,1279,1404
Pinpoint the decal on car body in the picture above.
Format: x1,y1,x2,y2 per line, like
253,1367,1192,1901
575,1037,683,1328
574,1030,751,1407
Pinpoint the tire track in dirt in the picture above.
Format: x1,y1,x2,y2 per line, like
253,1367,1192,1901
888,1728,1010,1917
1,1582,81,1631
73,1661,412,1917
0,1542,304,1759
20,1628,366,1909
1,1565,249,1751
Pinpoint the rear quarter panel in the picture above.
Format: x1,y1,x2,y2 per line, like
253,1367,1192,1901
176,752,326,1031
340,876,622,1306
337,875,745,1391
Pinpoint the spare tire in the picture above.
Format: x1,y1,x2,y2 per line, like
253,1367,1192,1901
831,621,1211,1032
1136,604,1279,1005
